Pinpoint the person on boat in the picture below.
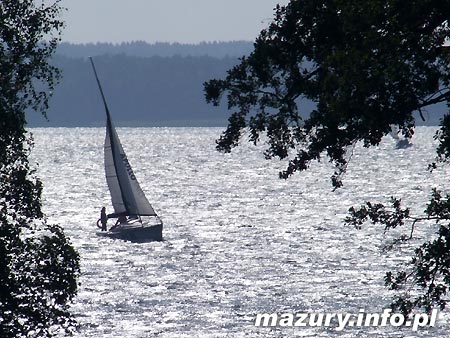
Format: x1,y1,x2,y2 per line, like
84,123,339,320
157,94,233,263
100,207,108,231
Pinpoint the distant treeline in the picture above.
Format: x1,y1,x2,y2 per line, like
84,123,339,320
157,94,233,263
27,41,443,127
56,40,254,59
27,53,240,127
27,41,255,127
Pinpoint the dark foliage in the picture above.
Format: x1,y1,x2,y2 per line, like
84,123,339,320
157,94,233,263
205,0,450,314
346,197,411,232
347,190,450,314
0,1,80,337
205,0,450,187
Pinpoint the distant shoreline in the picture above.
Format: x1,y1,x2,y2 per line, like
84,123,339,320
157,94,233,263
56,40,254,59
25,41,445,128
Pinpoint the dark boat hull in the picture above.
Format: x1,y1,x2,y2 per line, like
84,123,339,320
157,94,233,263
97,222,163,242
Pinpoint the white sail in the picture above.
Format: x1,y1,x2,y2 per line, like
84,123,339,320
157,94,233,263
90,57,157,218
104,122,126,215
105,117,157,217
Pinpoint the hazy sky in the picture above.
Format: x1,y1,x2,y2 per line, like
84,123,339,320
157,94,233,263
55,0,290,44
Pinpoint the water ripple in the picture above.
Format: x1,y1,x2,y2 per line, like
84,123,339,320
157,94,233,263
29,127,449,337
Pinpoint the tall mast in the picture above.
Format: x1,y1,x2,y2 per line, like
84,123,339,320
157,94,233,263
90,57,129,216
89,57,112,121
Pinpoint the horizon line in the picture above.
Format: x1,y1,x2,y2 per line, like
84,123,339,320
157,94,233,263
60,39,254,45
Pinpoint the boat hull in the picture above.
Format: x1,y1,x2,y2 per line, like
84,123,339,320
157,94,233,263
97,222,163,242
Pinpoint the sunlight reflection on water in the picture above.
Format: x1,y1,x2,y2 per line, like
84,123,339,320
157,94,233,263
30,126,449,337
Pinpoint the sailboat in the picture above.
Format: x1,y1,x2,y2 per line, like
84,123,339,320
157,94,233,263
90,57,163,241
389,125,412,149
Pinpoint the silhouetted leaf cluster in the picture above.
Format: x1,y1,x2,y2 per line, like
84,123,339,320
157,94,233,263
346,197,410,231
347,189,450,314
385,224,450,315
205,0,450,315
205,0,450,188
432,114,450,168
0,1,80,337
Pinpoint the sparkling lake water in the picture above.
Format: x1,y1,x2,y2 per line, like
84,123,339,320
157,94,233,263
30,127,449,337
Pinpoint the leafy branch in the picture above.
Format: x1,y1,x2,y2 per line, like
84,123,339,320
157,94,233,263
205,0,450,316
347,190,450,314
